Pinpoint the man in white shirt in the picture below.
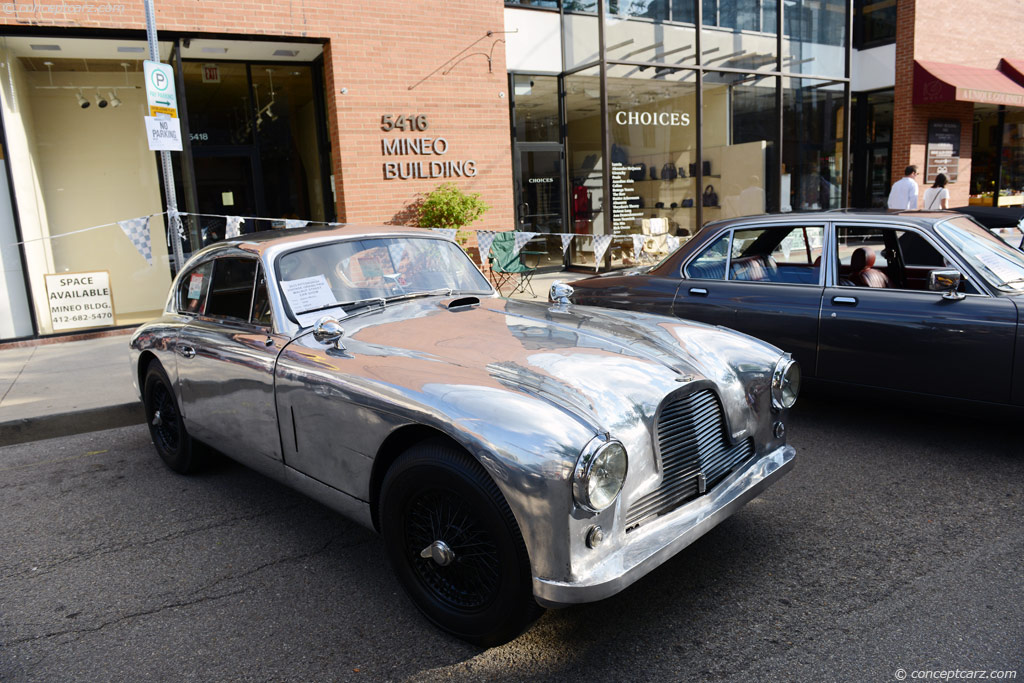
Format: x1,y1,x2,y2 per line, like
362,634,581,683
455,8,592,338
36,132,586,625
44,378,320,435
887,165,919,210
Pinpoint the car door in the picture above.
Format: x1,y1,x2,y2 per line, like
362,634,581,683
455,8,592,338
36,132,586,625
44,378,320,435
675,223,826,374
817,223,1017,402
176,256,290,475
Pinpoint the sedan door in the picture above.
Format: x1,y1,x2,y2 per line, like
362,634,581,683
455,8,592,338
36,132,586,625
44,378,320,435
817,223,1017,402
675,223,826,374
176,257,290,475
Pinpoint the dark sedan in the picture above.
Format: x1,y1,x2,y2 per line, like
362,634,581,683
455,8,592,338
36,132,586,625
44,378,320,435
568,210,1024,406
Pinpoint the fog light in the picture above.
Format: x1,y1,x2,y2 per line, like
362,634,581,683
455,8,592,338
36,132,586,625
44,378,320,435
586,525,604,549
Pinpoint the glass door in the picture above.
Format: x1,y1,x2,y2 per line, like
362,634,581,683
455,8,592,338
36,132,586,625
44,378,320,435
514,144,566,268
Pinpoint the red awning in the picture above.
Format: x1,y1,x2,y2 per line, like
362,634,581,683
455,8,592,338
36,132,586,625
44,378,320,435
914,60,1024,107
999,58,1024,84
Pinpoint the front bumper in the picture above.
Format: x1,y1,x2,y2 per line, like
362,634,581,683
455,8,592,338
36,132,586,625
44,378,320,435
532,444,795,607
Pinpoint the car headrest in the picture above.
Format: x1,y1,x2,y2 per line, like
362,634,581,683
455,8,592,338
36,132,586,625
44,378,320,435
850,247,876,272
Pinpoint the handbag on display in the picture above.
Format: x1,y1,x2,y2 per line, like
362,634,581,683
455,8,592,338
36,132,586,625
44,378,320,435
650,165,658,180
629,162,647,181
661,162,678,180
681,198,694,208
703,161,712,176
703,184,718,207
689,163,697,178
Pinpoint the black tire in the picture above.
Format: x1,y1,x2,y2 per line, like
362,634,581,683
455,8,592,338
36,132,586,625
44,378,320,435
143,362,205,474
380,440,542,647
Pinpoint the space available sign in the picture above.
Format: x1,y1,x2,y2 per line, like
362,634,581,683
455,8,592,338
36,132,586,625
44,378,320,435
44,271,115,331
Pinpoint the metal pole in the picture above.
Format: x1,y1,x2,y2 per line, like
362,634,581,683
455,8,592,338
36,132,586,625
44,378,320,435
144,0,184,272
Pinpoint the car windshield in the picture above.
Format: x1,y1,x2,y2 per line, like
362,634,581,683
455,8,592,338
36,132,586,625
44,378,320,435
277,235,492,318
936,216,1024,292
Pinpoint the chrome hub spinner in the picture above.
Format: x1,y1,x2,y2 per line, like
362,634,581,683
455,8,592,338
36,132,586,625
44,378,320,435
420,540,455,567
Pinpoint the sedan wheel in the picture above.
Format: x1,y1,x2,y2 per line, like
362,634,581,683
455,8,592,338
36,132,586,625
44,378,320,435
380,441,541,647
143,363,205,474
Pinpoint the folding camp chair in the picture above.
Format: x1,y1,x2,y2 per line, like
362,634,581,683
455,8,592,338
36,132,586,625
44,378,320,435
488,231,538,297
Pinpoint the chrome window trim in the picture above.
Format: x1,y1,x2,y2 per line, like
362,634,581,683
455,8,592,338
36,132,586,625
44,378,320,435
197,254,263,325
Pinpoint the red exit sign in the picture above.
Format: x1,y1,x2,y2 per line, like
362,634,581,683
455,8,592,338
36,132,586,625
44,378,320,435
201,64,220,84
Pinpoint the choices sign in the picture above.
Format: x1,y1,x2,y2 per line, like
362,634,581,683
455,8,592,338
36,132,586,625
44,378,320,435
44,271,115,332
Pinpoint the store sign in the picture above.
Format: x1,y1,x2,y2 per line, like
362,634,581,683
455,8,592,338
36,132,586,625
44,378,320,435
143,60,178,118
144,116,184,151
380,114,477,180
926,119,960,184
615,111,691,126
44,271,115,332
201,64,221,84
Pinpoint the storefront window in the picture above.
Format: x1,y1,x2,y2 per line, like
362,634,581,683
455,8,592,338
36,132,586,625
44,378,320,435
603,1,697,67
600,67,698,267
853,0,897,48
564,2,601,70
1000,110,1024,201
783,0,848,78
183,62,326,242
513,75,560,143
702,1,778,72
783,77,845,212
703,72,778,222
0,37,174,335
565,67,605,267
851,89,892,208
971,106,1000,199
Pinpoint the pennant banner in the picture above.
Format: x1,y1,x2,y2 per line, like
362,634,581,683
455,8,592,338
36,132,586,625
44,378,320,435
430,227,458,241
513,231,540,256
632,234,645,260
118,215,153,266
592,234,613,269
225,216,245,239
476,230,498,260
560,233,574,254
284,219,309,230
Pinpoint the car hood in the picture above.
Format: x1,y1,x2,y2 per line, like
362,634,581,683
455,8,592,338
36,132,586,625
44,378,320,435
297,295,783,438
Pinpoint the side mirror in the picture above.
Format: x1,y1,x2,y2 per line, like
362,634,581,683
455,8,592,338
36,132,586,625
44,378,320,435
312,316,346,349
550,281,574,305
929,269,966,301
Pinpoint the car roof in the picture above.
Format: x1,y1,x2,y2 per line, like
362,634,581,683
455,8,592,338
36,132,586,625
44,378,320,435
702,209,963,232
191,224,444,260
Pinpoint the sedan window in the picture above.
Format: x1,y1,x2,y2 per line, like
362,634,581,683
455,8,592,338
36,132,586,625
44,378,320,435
728,226,823,284
205,258,258,321
685,233,730,279
177,262,213,315
937,217,1024,292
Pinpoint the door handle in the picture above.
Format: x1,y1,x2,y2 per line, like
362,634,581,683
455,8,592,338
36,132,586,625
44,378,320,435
517,202,530,222
177,344,196,359
689,287,708,296
832,296,858,306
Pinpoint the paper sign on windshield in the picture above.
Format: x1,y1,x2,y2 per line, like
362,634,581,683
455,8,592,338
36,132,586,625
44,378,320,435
281,275,337,313
976,252,1022,285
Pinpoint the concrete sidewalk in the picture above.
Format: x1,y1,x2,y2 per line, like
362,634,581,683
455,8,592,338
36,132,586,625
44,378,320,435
0,270,591,447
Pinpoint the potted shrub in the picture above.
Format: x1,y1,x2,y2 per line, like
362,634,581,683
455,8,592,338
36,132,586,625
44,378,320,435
417,182,490,259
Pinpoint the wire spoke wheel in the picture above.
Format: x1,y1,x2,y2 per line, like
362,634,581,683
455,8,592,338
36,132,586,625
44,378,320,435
148,380,181,454
143,363,205,474
404,488,501,612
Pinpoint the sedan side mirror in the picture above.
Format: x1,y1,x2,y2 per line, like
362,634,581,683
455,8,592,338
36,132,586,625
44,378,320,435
313,316,346,349
929,269,966,301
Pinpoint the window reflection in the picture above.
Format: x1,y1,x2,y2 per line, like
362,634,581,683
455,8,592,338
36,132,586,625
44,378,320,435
783,78,845,212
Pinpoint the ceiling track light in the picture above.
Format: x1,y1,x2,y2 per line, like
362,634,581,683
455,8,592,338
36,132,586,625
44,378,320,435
75,90,89,108
108,91,122,108
94,92,108,108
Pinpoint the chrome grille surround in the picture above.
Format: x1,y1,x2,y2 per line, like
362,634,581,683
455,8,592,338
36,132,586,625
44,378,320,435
625,388,754,532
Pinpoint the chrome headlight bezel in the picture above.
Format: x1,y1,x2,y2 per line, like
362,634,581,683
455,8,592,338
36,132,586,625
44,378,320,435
771,355,801,411
573,436,628,513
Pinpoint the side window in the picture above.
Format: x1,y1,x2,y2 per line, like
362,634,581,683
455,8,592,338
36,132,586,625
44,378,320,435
205,258,258,321
251,265,273,327
728,226,823,284
177,262,213,315
685,233,730,279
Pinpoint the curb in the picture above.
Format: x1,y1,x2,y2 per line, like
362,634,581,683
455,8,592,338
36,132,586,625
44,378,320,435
0,403,146,447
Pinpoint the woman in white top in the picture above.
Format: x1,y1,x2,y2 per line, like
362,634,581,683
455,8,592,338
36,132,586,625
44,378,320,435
923,173,950,210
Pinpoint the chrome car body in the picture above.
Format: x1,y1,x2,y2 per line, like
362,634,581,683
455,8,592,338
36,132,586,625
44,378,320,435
130,225,796,643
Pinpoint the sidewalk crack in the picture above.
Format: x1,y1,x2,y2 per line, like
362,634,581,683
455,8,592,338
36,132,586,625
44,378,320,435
1,345,37,407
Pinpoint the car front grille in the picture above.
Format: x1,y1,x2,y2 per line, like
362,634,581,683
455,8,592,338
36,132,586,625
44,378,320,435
624,389,754,532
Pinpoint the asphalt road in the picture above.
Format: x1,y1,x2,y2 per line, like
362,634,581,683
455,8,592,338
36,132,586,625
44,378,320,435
1,399,1022,682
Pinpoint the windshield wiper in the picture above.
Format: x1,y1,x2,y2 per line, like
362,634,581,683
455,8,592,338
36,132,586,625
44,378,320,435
295,302,349,316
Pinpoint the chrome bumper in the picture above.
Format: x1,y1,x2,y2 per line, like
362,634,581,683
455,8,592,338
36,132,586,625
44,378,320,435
533,444,795,607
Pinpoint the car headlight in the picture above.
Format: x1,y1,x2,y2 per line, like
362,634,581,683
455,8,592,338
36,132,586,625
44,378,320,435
573,437,628,512
771,355,801,410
